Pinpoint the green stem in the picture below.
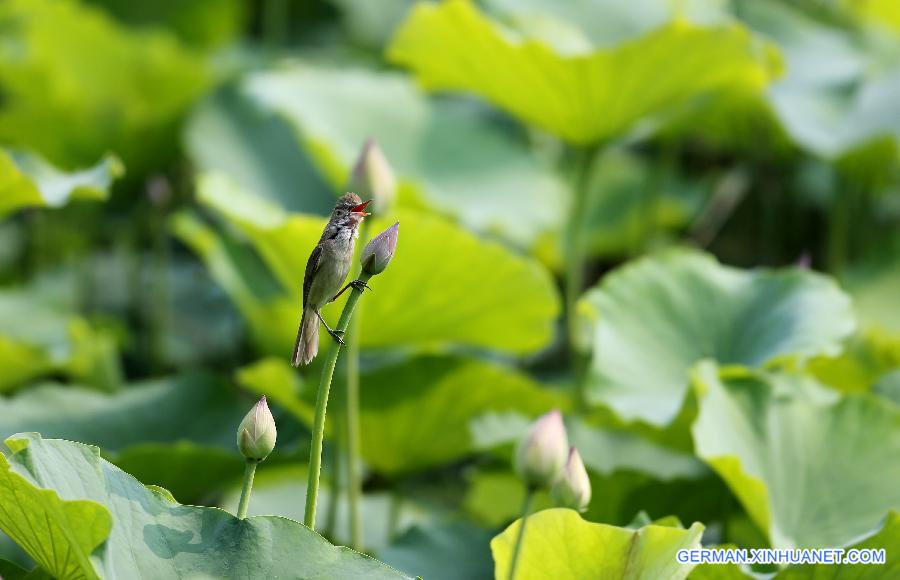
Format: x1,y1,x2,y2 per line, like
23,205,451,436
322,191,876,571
237,459,258,519
827,183,850,277
344,218,370,551
304,272,373,530
323,410,343,537
263,0,288,50
508,488,535,580
345,310,363,549
564,145,599,412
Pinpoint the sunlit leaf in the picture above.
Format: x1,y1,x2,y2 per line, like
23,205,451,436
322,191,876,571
692,362,900,548
807,330,900,394
180,173,560,355
579,250,855,425
0,0,210,172
0,150,121,219
491,508,703,579
244,65,567,245
387,0,779,144
0,448,110,580
1,434,411,578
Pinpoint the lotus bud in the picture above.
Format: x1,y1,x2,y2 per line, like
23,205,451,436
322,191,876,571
361,222,399,276
236,396,277,461
551,446,591,512
515,409,568,489
349,138,397,213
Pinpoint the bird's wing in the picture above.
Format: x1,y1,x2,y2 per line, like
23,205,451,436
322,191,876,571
302,244,322,308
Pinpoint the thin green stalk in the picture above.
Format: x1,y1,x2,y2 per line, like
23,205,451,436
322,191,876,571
345,310,363,549
344,218,370,551
237,459,259,519
304,272,373,530
827,183,851,277
323,409,343,537
263,0,288,50
508,488,535,580
564,145,599,412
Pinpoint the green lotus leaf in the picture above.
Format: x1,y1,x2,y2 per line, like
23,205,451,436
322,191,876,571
807,330,900,394
243,65,567,245
184,86,336,216
387,0,779,145
380,521,494,580
579,250,855,425
689,512,900,579
0,374,245,450
236,355,558,475
491,508,704,579
0,0,209,172
0,374,254,502
692,362,900,549
1,434,411,579
179,173,560,355
87,0,247,49
0,448,110,580
0,150,121,219
774,511,899,579
0,291,122,392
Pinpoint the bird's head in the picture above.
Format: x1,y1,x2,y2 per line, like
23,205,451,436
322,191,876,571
332,192,371,229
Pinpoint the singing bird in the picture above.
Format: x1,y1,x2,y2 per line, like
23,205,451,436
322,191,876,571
291,193,372,367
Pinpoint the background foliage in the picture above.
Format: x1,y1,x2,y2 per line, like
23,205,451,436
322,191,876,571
0,0,899,578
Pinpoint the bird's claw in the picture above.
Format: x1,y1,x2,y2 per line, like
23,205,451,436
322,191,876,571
327,329,345,346
350,279,373,292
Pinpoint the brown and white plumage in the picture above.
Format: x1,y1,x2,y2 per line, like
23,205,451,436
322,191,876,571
291,193,370,366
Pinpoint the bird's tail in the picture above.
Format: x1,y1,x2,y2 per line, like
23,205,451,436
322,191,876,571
291,308,319,366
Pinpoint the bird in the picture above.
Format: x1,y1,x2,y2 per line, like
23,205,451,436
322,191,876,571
291,193,371,367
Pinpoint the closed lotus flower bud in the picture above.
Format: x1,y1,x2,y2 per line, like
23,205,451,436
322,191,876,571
515,409,568,489
552,446,591,512
237,396,277,461
349,139,397,214
361,222,399,276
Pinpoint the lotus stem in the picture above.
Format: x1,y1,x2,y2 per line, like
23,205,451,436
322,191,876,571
237,459,258,519
304,272,373,530
508,488,535,580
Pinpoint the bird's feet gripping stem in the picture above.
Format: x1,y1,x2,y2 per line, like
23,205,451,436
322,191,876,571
316,311,345,346
332,279,373,302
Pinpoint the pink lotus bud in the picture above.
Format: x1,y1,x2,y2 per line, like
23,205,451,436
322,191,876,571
349,139,397,213
515,409,568,489
361,221,399,276
551,446,591,512
237,396,277,460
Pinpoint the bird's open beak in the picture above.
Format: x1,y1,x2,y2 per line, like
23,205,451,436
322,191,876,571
350,200,372,216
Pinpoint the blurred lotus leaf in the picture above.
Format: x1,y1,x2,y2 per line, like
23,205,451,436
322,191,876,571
579,250,855,426
491,508,704,579
0,0,210,172
175,173,560,355
807,329,900,394
692,363,900,549
387,0,780,145
0,290,121,392
380,521,494,580
184,86,336,216
0,149,121,219
86,0,247,50
0,434,411,578
243,65,567,245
